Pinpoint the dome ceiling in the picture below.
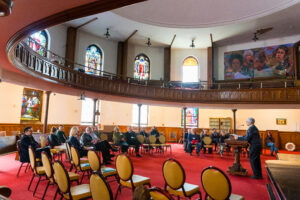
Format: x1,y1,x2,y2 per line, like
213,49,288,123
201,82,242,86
113,0,298,28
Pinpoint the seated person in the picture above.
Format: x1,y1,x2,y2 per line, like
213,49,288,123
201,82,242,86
200,129,210,153
211,128,220,151
56,125,67,143
92,126,100,139
139,127,148,137
149,126,162,149
81,126,116,164
188,128,201,156
183,129,191,152
125,126,142,157
68,126,88,158
265,131,279,156
219,130,228,157
20,126,52,163
48,126,61,148
113,126,129,153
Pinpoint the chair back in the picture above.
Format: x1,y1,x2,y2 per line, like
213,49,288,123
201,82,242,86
149,187,174,200
88,150,101,172
41,152,53,180
71,146,80,167
40,136,47,147
137,135,145,144
115,154,133,181
201,166,231,200
53,161,70,194
203,136,212,145
162,158,185,190
100,134,108,141
158,135,166,144
28,146,37,174
65,142,72,161
90,174,113,200
149,135,157,144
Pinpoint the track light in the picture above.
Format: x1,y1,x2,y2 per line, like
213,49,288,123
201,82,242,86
146,38,151,47
104,28,111,39
190,39,195,48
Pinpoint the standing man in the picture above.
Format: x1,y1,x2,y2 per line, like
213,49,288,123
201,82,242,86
56,125,67,143
235,118,262,179
211,128,220,151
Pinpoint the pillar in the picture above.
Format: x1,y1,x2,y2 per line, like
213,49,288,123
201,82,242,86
232,109,237,134
43,91,51,134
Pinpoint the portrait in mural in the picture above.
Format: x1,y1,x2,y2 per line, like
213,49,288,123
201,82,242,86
21,88,43,121
134,54,150,80
181,108,198,127
224,43,294,80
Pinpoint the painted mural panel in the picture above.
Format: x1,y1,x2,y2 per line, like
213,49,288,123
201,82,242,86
21,88,43,121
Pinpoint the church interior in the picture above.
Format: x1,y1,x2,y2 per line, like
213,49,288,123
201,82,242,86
0,0,300,199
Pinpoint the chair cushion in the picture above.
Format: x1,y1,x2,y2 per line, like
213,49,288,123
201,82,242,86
64,184,91,200
101,167,117,177
167,182,200,197
36,166,45,175
68,172,80,181
150,191,170,200
120,174,150,188
79,163,90,171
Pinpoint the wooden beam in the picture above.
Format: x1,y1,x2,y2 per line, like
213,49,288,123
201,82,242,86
65,27,77,68
170,34,176,47
164,47,171,82
117,42,124,77
122,41,129,80
43,91,51,134
207,47,213,85
125,30,138,42
210,33,213,46
75,17,98,29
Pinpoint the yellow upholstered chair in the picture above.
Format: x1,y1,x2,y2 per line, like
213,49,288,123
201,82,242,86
203,136,213,153
149,187,174,200
66,143,88,172
71,147,91,183
90,174,114,200
162,158,201,199
40,136,47,147
159,135,172,154
201,166,244,200
143,135,159,154
41,152,80,200
115,154,151,199
53,160,91,200
28,146,46,197
100,133,108,141
137,135,145,153
87,150,118,181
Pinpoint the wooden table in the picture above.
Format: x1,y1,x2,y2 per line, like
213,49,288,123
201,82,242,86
225,139,248,176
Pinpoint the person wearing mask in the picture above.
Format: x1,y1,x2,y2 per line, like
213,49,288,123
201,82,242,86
56,125,67,143
235,118,262,179
113,126,129,153
188,128,201,156
200,129,209,153
48,126,61,147
125,126,142,157
265,131,279,156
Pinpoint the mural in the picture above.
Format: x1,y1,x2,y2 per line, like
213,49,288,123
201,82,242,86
21,88,43,121
181,108,198,127
224,43,294,80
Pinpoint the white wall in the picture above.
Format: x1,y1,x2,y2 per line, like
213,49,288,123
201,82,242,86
170,48,208,81
47,24,68,57
214,34,300,80
127,43,164,80
75,30,118,74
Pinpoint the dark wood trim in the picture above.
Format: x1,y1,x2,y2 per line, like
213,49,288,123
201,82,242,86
164,47,171,82
65,27,77,69
125,30,138,42
207,46,213,84
170,34,176,47
75,17,98,29
122,41,128,80
294,40,300,80
43,91,51,134
117,42,124,76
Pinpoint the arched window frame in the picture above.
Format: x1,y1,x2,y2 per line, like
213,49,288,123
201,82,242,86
134,53,150,80
85,44,103,75
182,56,199,83
29,30,49,57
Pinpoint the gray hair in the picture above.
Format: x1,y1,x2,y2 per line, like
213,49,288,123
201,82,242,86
247,117,255,124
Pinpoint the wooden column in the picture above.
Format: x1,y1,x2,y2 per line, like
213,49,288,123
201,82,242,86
207,47,213,85
138,104,142,133
164,47,171,82
117,42,124,77
232,109,237,134
183,107,187,133
122,41,128,80
65,27,77,68
43,91,51,134
92,98,98,127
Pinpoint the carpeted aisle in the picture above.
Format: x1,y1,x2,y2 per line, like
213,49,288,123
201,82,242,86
0,144,289,200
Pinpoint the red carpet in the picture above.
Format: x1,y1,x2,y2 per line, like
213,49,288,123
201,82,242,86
0,144,297,200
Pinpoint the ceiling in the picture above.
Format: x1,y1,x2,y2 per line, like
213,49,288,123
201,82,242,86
64,0,300,48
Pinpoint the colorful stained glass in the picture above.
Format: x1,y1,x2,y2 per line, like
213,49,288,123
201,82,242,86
21,88,43,121
85,45,102,75
183,57,198,66
134,54,150,80
29,30,48,56
181,108,198,127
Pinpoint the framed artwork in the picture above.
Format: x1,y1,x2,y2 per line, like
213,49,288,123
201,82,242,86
276,118,287,125
21,88,43,121
181,108,198,127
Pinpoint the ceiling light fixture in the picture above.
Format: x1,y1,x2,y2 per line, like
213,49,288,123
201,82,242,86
78,92,85,100
252,32,259,42
190,39,195,48
146,38,152,47
104,28,111,39
0,0,13,17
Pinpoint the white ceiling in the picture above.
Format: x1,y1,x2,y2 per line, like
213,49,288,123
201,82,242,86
64,0,300,48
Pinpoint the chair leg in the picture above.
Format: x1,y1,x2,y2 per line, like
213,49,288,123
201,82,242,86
16,163,24,177
33,176,41,196
28,174,35,190
69,164,73,172
25,163,30,172
42,181,50,200
115,184,121,200
80,171,85,184
53,188,59,200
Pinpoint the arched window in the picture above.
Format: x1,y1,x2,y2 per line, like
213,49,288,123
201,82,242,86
85,45,103,75
134,54,150,80
182,56,199,82
181,108,198,127
29,30,48,57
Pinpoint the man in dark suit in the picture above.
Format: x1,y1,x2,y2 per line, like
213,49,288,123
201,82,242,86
188,128,201,156
20,126,51,163
125,126,141,157
235,118,262,179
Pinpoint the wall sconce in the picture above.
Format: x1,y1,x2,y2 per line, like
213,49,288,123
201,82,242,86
0,0,13,17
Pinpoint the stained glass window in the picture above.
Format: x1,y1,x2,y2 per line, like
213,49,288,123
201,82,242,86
182,56,199,82
29,30,48,57
85,45,102,75
134,54,150,80
181,108,198,127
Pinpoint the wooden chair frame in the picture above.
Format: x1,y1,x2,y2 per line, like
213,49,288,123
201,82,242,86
90,173,114,200
149,187,174,200
71,147,90,184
